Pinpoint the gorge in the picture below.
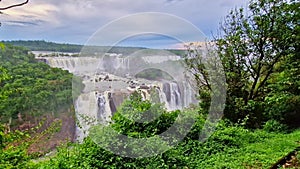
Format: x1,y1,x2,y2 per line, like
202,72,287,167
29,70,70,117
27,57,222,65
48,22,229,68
35,51,197,141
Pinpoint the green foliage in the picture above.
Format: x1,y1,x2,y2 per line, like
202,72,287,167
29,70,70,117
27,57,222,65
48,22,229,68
0,123,33,168
110,92,178,137
264,42,300,127
0,66,10,85
0,43,79,168
88,92,181,157
28,119,300,169
3,40,149,56
135,68,173,81
1,0,299,167
218,0,299,126
3,40,187,57
0,44,74,124
0,43,78,167
263,120,288,133
166,49,186,56
22,92,300,168
184,0,300,128
3,40,82,53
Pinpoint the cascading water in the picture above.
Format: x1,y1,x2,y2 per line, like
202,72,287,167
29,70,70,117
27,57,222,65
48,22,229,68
96,93,106,123
74,92,98,141
44,57,99,74
158,82,195,111
40,54,130,75
160,83,178,111
39,54,197,142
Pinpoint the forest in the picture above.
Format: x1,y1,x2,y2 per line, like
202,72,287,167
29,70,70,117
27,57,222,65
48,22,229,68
3,40,186,57
0,0,299,168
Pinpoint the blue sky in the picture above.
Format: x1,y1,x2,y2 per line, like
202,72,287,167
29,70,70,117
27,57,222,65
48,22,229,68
0,0,246,48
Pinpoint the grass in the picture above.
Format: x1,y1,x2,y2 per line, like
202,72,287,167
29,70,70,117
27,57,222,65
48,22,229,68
184,129,300,169
26,122,300,169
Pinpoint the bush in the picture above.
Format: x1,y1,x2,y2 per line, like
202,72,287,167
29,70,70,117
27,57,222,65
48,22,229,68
263,120,288,133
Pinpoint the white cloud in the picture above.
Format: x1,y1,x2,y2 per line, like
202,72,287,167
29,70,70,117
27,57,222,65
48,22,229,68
1,2,59,27
0,0,246,45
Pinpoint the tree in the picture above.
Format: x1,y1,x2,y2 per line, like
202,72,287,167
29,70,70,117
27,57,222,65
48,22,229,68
0,66,9,86
185,0,299,127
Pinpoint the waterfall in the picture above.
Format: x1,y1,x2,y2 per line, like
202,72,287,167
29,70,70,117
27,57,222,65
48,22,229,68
97,93,106,123
97,91,113,124
75,91,113,142
75,92,98,141
158,82,195,111
39,55,197,142
41,55,130,75
73,81,196,141
44,57,99,74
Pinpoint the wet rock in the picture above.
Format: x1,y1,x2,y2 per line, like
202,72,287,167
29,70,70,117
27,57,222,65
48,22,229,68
104,75,109,81
139,85,150,90
129,84,136,88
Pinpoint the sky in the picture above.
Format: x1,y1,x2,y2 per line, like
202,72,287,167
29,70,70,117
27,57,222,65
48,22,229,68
0,0,246,48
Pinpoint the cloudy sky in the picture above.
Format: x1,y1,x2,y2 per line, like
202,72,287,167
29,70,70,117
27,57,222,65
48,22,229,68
0,0,246,48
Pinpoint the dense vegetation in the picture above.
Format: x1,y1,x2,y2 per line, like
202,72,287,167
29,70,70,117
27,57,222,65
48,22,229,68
2,40,147,55
0,44,78,168
0,44,73,125
135,68,174,81
184,0,299,129
21,95,300,168
3,40,186,56
0,0,299,168
2,40,83,53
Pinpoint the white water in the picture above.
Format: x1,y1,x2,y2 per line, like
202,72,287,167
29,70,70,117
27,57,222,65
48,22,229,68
40,55,197,141
38,54,130,75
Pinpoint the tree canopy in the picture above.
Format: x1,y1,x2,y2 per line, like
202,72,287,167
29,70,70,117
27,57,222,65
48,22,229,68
184,0,299,127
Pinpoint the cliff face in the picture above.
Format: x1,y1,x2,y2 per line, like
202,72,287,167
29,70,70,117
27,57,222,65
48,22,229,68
16,108,76,155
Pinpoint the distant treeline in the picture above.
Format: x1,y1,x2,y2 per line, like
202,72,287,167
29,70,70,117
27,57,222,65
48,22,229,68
2,40,186,56
3,40,82,53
